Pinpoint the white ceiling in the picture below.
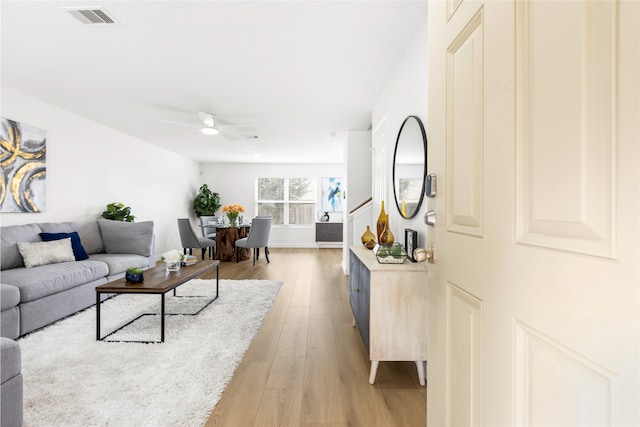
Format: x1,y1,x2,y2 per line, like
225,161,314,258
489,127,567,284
1,1,428,164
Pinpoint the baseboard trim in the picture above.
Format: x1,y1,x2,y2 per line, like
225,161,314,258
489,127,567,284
267,243,344,249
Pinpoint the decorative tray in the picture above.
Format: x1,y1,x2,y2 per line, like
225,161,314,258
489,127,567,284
374,243,407,264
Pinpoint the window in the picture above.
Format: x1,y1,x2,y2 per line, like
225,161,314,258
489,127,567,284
257,178,316,225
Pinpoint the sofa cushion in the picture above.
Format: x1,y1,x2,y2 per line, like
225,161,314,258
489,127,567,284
1,285,21,339
39,222,103,255
1,306,20,340
89,254,150,276
1,224,42,270
39,232,89,261
17,239,76,268
98,219,154,257
0,285,20,311
0,338,21,384
0,260,109,302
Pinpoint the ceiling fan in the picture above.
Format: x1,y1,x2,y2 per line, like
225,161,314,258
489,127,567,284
156,112,257,141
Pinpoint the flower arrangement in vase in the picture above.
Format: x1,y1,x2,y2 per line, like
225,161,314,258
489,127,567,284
161,249,185,273
222,203,245,227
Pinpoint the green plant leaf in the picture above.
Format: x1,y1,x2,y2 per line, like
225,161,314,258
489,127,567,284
193,184,221,216
102,202,136,222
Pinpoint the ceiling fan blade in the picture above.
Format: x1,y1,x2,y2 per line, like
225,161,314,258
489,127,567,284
217,128,243,141
212,115,235,127
156,118,200,128
159,111,257,140
201,112,244,128
222,125,257,134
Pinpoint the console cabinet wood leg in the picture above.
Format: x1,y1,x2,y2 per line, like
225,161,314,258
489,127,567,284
349,246,429,386
415,360,426,386
368,360,426,385
369,360,380,384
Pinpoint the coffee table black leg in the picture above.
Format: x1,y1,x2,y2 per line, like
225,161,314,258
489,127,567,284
96,292,101,340
216,264,219,298
161,293,165,343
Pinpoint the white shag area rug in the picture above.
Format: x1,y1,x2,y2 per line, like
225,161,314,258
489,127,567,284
18,279,282,427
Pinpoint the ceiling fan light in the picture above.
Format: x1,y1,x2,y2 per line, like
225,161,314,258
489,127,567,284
201,127,219,135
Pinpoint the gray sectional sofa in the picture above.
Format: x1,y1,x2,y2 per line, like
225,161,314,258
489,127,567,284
1,337,22,427
0,219,155,427
1,219,155,338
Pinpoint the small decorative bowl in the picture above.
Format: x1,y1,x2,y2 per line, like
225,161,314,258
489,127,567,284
125,271,144,283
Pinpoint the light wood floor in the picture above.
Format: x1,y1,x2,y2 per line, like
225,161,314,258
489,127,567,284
199,248,426,426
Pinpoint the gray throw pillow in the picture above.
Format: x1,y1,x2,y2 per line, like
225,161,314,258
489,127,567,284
98,219,154,256
1,223,43,270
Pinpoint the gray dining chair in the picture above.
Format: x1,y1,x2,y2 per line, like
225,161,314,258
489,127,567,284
235,217,272,265
200,215,221,259
199,215,219,239
177,218,216,260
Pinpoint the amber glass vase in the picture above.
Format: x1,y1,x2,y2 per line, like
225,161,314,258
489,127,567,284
377,200,395,245
361,226,376,249
376,201,387,243
380,226,394,245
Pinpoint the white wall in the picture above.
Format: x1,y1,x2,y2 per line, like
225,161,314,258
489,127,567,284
0,87,201,257
372,16,429,250
344,130,373,271
199,162,343,247
345,131,373,213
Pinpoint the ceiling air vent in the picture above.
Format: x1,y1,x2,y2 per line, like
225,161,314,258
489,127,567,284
63,8,118,25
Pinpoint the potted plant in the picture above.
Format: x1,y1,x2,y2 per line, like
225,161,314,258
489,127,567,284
193,184,221,217
125,267,144,283
375,243,407,264
102,202,135,222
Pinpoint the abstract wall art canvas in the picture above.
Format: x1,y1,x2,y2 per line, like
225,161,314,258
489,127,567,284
322,177,343,212
1,118,47,213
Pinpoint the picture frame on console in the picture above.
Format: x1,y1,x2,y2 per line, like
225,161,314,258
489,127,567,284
405,229,418,262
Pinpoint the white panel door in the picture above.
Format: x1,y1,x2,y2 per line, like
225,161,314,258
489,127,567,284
426,0,639,425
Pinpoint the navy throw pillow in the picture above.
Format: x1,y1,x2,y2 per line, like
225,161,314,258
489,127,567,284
39,232,89,261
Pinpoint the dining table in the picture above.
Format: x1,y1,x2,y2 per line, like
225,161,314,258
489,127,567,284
208,222,252,262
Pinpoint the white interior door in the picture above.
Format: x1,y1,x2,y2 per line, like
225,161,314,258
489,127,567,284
426,0,639,425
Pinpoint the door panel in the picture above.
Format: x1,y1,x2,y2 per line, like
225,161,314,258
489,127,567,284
515,0,617,258
446,282,482,427
427,0,639,425
446,7,484,237
514,321,618,426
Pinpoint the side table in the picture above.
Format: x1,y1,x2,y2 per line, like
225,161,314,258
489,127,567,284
216,226,251,262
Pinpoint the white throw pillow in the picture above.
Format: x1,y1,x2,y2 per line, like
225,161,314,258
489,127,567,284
17,238,76,268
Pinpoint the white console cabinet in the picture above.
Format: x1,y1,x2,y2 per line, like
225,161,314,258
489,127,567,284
349,245,428,385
